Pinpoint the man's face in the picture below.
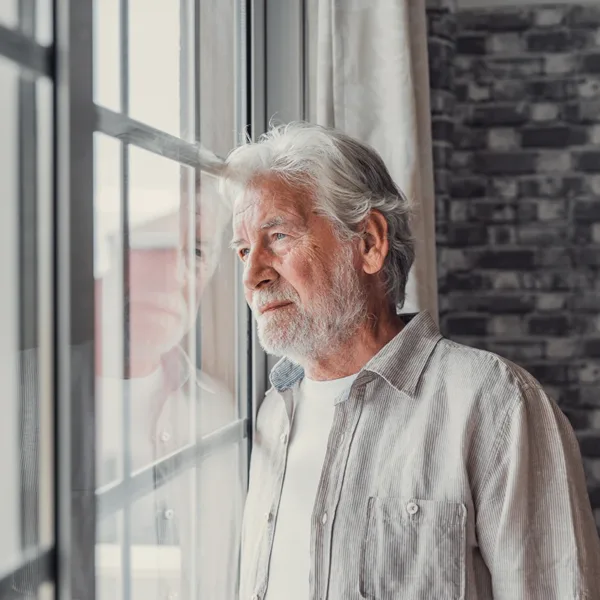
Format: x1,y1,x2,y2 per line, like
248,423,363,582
231,176,368,361
126,203,220,358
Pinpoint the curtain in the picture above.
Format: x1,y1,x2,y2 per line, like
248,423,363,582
309,0,438,319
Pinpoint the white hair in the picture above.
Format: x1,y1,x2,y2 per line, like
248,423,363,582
222,122,415,308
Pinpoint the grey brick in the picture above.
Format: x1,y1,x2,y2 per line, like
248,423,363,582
593,223,600,243
443,271,491,291
492,79,527,102
427,11,457,41
459,9,532,32
517,224,568,246
531,103,560,122
526,272,568,293
545,53,577,75
578,78,600,100
489,315,526,337
585,339,600,357
434,170,452,196
574,314,600,335
447,223,488,246
449,199,469,222
488,178,518,200
431,118,454,142
488,33,524,55
471,201,515,223
563,100,600,124
491,272,520,290
582,52,600,75
578,387,600,408
529,80,572,101
538,199,568,221
568,6,600,28
450,176,486,198
454,126,487,150
579,431,600,457
487,57,544,79
438,247,476,272
430,89,456,116
570,293,600,312
573,247,600,267
574,200,600,221
488,341,544,361
487,128,519,150
575,151,600,173
562,408,592,430
535,247,572,268
519,175,584,198
475,151,537,175
521,126,587,148
527,31,570,53
517,200,539,222
457,34,486,55
469,104,529,127
528,363,571,384
433,143,453,169
444,315,488,336
577,362,600,385
534,7,566,28
528,314,571,336
546,337,579,359
489,225,516,245
537,151,573,173
477,249,536,269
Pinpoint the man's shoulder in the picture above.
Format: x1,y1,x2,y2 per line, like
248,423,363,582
430,336,545,404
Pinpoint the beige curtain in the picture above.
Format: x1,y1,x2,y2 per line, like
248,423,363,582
308,0,438,319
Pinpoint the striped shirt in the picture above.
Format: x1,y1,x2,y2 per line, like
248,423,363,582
239,311,600,600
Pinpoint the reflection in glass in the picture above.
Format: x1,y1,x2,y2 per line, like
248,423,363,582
129,0,181,136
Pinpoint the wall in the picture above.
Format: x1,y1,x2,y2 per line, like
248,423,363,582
428,3,600,529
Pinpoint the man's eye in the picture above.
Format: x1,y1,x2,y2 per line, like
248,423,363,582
273,233,287,241
239,248,250,260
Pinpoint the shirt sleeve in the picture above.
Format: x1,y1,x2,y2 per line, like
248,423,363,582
475,383,600,600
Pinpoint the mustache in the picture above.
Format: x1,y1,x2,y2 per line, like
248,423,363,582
252,287,300,313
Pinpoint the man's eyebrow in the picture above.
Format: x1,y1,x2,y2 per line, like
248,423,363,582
229,216,289,249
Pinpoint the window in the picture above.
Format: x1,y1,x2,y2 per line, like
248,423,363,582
0,0,252,599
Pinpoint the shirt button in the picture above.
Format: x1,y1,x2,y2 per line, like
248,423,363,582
280,433,288,445
265,512,273,523
407,502,419,515
159,431,171,443
321,512,328,525
163,508,175,520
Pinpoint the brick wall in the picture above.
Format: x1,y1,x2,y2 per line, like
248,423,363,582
428,3,600,528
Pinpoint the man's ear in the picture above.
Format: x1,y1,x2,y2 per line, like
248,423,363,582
359,210,389,275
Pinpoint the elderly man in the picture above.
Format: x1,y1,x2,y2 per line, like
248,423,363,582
225,123,600,600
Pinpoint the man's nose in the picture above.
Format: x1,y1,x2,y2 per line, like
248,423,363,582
243,247,277,291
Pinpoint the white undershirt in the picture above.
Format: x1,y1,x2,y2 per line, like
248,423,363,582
264,372,359,600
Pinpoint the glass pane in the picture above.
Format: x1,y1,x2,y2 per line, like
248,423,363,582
94,133,125,489
93,0,121,111
0,0,18,30
129,0,182,136
36,76,54,551
199,0,238,155
36,0,52,46
0,55,21,577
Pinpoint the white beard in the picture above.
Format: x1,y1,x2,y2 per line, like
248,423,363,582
252,245,368,363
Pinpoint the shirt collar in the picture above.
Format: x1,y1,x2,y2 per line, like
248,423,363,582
269,311,442,397
160,344,216,395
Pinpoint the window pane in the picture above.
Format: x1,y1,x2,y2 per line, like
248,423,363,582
0,55,21,577
129,0,182,136
0,57,54,598
0,0,18,30
36,0,52,46
93,0,121,111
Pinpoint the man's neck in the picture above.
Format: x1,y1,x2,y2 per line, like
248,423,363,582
300,309,405,381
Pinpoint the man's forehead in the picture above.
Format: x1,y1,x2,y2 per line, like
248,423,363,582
233,177,311,225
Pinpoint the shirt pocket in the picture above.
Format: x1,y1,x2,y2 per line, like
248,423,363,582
359,497,467,600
